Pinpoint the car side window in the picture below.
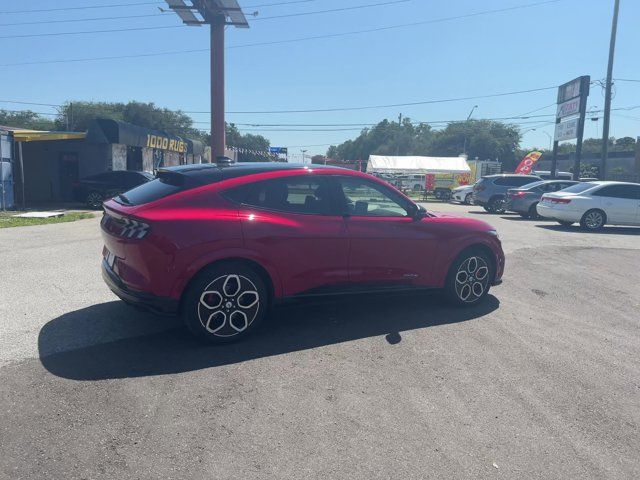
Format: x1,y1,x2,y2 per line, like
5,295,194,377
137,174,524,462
240,176,334,215
592,185,638,199
336,177,409,217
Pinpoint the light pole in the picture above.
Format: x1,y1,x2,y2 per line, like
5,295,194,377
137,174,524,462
301,149,308,164
462,105,478,155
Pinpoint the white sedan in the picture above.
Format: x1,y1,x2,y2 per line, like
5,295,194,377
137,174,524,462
450,184,474,205
537,181,640,230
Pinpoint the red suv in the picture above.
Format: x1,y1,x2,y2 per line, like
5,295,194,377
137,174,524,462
101,163,504,343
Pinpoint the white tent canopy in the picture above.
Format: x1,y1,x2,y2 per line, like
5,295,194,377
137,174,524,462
367,155,471,174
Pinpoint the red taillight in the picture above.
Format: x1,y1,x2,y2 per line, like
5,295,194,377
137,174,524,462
474,184,486,192
102,212,150,239
542,196,571,204
509,191,527,198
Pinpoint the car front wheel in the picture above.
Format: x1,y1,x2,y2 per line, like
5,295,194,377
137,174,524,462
486,196,506,214
464,193,472,205
444,248,494,307
182,262,269,344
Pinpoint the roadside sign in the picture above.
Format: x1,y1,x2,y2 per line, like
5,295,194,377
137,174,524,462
555,118,579,141
557,77,583,103
556,97,581,118
269,147,288,154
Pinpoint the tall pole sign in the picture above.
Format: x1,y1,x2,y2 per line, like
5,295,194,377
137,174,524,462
550,76,590,180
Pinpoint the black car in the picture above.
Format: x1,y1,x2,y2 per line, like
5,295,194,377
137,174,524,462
74,170,155,208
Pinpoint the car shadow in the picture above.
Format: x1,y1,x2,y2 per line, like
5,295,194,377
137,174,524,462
500,216,553,222
536,224,640,235
39,293,499,381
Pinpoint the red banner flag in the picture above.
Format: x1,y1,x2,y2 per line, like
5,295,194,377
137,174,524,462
515,151,542,175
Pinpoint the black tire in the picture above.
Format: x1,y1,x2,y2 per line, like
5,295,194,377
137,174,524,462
182,262,269,344
528,202,540,220
558,220,573,227
86,191,103,209
580,209,606,231
464,193,472,205
444,248,494,307
486,196,506,214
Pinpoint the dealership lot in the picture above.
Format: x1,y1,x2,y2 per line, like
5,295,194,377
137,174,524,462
1,206,639,479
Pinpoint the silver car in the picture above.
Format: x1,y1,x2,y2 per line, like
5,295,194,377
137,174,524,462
505,180,579,218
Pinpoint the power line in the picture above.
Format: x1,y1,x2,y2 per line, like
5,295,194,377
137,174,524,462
0,1,161,15
252,0,409,21
216,86,560,114
614,78,640,83
0,0,403,28
244,0,318,7
0,25,183,40
0,13,172,28
0,0,561,45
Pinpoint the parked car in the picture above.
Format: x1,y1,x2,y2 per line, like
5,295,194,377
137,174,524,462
101,163,504,343
472,174,542,213
451,184,474,205
75,170,154,208
397,174,426,191
536,181,640,230
533,170,574,180
505,179,579,219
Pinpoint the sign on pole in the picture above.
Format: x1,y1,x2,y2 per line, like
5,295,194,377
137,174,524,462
555,118,579,142
550,76,590,180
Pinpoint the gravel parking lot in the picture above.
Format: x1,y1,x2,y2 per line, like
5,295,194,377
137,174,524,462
1,205,639,479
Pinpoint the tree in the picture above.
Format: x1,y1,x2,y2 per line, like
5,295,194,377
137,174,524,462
326,118,434,160
429,120,521,170
0,110,55,130
225,123,270,162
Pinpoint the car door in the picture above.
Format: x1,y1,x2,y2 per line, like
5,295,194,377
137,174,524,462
233,174,349,297
332,175,438,287
591,185,639,224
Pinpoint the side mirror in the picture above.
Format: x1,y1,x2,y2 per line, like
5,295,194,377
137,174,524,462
408,203,426,220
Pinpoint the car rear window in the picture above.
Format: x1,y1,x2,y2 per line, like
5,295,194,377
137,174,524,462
114,171,186,206
559,183,597,194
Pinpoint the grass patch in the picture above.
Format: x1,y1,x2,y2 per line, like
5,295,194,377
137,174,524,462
0,211,95,229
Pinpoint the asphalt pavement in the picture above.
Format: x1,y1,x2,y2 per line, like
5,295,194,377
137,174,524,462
1,205,639,479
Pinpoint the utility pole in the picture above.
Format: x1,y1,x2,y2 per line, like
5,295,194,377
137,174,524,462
462,105,478,156
601,0,620,180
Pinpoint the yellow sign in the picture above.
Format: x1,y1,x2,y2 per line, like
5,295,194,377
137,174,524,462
146,134,187,153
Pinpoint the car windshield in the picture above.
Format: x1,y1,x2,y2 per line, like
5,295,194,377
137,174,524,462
556,183,597,194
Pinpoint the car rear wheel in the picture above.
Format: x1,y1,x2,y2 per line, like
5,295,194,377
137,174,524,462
86,191,103,209
444,248,494,307
580,209,606,231
528,202,540,220
486,196,506,214
182,262,269,344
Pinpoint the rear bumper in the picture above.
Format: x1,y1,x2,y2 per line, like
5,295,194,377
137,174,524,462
505,198,532,214
536,203,580,222
101,260,178,315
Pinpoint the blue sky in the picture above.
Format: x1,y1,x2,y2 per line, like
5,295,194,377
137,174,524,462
1,0,639,157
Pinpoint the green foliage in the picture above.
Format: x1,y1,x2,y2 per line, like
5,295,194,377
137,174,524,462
429,120,521,169
56,101,201,139
225,123,270,162
0,110,56,131
327,119,434,160
327,119,520,170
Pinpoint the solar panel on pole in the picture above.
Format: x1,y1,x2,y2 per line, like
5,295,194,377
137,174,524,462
165,1,249,161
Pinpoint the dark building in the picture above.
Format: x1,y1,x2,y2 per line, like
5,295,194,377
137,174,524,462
2,119,206,206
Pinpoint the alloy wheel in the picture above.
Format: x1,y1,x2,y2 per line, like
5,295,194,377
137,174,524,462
87,192,102,209
198,274,260,337
584,211,604,230
454,256,490,303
